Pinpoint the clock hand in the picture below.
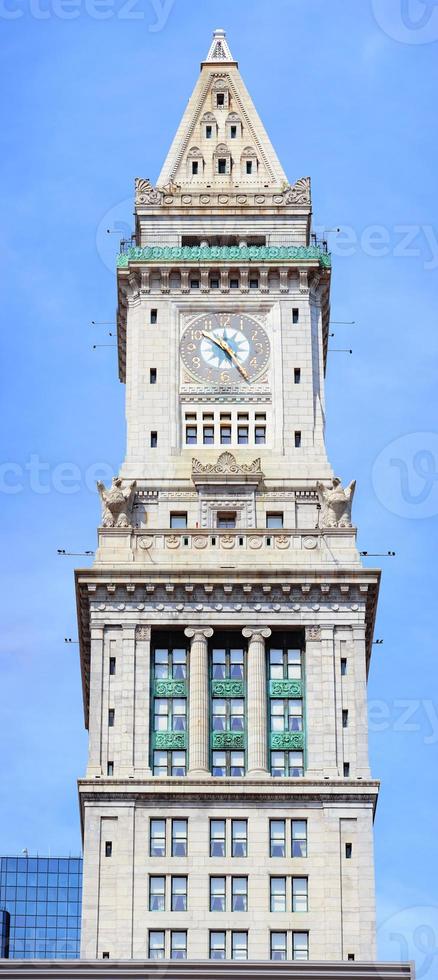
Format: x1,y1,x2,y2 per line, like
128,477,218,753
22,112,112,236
202,331,249,380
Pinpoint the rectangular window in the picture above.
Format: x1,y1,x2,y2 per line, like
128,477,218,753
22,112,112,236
266,512,284,529
271,932,287,961
232,877,247,912
170,512,188,529
342,709,349,728
186,426,197,445
150,819,166,857
230,278,239,289
270,877,286,913
190,279,200,290
220,425,232,445
154,643,187,681
230,125,237,138
212,750,245,777
292,308,299,323
250,278,259,289
294,368,301,384
151,431,158,448
217,512,236,529
292,877,308,912
192,161,199,175
210,819,226,857
344,763,350,777
292,820,308,858
108,709,115,727
171,876,187,912
295,431,302,448
246,161,253,174
107,761,114,776
210,931,226,960
105,842,112,858
271,750,304,778
150,309,158,324
231,820,247,858
203,425,214,445
109,657,116,675
150,368,157,384
149,877,165,912
171,932,187,960
270,820,286,858
237,425,249,445
341,657,347,675
216,93,225,107
171,820,188,857
154,697,187,733
218,159,227,174
232,932,248,961
210,277,220,289
255,425,266,444
153,750,186,777
206,125,213,139
293,931,309,961
149,931,165,960
210,877,226,912
270,699,303,733
345,843,353,859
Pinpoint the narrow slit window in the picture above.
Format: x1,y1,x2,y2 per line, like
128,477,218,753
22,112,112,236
192,161,199,175
345,843,353,859
341,658,347,675
151,431,158,448
218,159,227,175
292,308,299,323
344,762,350,777
107,761,114,776
342,709,349,728
294,368,301,384
105,841,112,858
246,161,253,174
150,368,157,384
108,709,115,727
150,309,158,324
294,431,302,448
109,657,116,675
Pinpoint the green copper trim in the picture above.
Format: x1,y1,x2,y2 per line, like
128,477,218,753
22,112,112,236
211,732,245,750
269,679,303,698
117,245,331,269
153,732,187,750
154,679,187,698
270,732,305,751
211,679,245,698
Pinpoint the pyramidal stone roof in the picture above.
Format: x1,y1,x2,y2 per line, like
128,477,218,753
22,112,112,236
156,29,288,190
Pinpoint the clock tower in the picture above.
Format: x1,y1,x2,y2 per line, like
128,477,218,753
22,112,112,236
76,29,382,966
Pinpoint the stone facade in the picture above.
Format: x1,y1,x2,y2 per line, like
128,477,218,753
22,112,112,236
74,29,384,967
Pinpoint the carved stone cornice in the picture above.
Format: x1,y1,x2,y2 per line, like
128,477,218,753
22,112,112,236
192,452,264,487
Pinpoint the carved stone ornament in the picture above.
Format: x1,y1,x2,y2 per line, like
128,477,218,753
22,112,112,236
192,452,263,477
316,477,356,528
282,176,311,205
135,177,163,206
97,477,137,528
136,626,151,641
306,626,321,641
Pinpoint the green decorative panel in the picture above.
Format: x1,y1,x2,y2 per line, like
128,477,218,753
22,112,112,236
154,679,187,697
211,680,245,698
211,732,245,750
117,245,331,269
270,732,305,751
153,732,187,750
269,679,303,698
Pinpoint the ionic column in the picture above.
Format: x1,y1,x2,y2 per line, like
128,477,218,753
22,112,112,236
242,627,271,777
185,627,213,776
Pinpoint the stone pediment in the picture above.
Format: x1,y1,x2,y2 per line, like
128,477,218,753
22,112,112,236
192,452,264,486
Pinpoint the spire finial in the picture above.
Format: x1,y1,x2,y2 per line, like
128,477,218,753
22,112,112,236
205,28,235,64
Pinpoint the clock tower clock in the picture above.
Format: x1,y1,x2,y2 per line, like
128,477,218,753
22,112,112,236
75,29,391,972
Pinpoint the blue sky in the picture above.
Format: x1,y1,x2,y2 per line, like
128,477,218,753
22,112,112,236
1,0,437,971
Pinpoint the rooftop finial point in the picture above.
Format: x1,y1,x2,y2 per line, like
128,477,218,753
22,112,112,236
205,27,235,63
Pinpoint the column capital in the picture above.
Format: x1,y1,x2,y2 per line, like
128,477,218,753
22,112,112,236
185,627,214,641
242,627,272,641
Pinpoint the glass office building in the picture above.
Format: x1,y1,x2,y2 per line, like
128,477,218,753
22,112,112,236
0,856,82,959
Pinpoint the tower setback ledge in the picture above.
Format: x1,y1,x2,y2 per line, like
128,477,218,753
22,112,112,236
0,960,416,979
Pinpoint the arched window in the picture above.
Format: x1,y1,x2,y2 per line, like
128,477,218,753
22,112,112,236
186,147,204,178
201,112,217,141
241,146,258,177
211,78,230,110
226,112,242,140
214,143,232,176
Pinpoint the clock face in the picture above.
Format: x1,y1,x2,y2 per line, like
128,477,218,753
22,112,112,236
180,313,270,385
